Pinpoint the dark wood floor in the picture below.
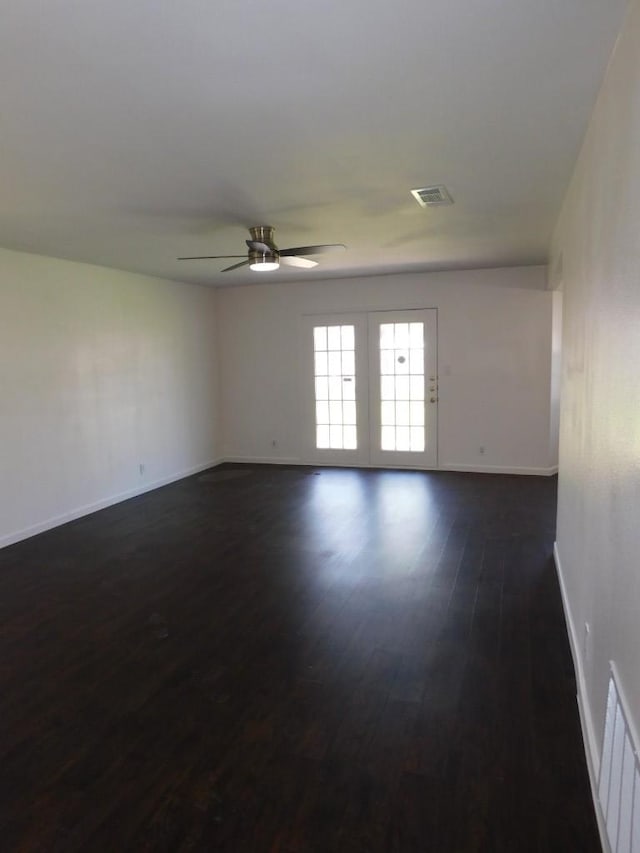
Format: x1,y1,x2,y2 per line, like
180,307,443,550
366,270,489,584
0,465,599,852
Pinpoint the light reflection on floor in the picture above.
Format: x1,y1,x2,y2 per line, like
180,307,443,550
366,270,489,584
301,468,438,585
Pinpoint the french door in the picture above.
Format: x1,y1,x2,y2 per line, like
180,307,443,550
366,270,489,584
303,309,438,468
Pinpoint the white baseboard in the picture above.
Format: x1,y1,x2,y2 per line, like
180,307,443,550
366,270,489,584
218,455,301,466
0,458,223,550
553,542,609,853
221,456,559,476
439,463,558,476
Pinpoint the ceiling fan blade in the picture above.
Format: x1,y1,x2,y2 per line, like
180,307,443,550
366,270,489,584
221,259,252,272
246,239,276,253
280,256,318,269
177,254,246,260
279,243,346,257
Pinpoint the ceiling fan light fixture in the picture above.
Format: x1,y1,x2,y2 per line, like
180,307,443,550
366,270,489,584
249,256,280,272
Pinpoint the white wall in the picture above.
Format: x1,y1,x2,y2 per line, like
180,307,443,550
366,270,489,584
551,0,640,786
0,248,220,547
216,265,556,474
549,290,563,467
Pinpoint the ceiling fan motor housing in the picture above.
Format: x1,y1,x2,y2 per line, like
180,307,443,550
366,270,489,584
249,225,276,246
248,225,279,264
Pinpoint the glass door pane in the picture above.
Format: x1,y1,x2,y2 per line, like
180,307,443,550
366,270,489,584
379,321,425,453
313,324,357,450
369,309,437,468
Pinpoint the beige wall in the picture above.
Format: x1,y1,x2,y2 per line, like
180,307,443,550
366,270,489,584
0,248,220,546
216,265,557,474
552,0,640,779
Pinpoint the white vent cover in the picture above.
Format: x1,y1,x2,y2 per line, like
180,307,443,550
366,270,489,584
599,665,640,853
410,185,454,207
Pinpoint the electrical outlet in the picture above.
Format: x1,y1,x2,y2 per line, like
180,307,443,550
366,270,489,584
271,439,277,448
479,446,485,455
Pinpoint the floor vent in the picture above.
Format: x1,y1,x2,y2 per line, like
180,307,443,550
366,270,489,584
598,665,640,852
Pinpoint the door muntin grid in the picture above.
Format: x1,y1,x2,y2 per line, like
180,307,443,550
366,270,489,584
379,321,425,452
313,324,357,450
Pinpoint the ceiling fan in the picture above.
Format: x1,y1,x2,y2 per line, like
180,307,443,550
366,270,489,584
178,225,346,272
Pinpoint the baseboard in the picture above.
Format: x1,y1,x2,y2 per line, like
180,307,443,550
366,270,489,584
222,457,559,476
219,455,301,466
440,463,558,476
0,458,223,550
553,542,610,853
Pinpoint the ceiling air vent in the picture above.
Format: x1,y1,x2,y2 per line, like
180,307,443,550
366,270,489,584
410,185,454,207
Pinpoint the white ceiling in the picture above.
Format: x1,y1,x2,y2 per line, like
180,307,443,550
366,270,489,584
0,0,628,287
